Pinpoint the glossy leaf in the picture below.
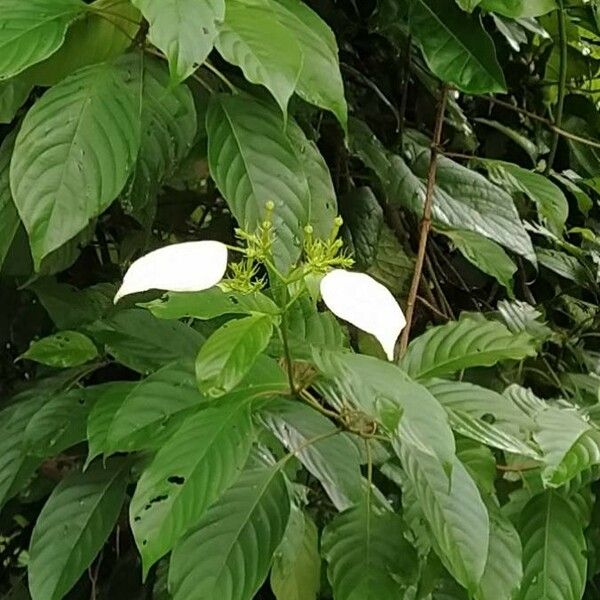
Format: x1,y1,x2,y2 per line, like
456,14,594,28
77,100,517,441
518,492,587,600
400,316,537,380
195,314,274,396
410,0,506,94
131,400,254,572
132,0,225,82
168,465,291,600
206,94,310,270
259,398,363,511
10,62,140,267
20,330,98,367
0,0,86,80
322,501,418,599
28,461,128,600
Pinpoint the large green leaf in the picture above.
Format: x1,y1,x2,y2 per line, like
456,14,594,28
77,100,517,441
410,0,506,94
480,0,557,17
131,400,254,573
28,461,129,600
440,229,516,295
271,506,320,600
322,501,418,599
259,398,363,510
195,314,274,396
400,316,537,380
398,446,489,593
350,122,535,263
105,359,203,453
10,62,140,267
206,94,310,270
0,129,19,268
0,0,86,80
132,0,224,83
264,0,347,127
20,330,98,367
119,55,197,222
25,0,141,86
168,465,291,600
484,160,569,236
518,492,587,600
476,504,523,600
216,0,302,116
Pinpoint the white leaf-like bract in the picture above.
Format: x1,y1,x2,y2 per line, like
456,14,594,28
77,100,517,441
320,269,406,361
114,241,228,302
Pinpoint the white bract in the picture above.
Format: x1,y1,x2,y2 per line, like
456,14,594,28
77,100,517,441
320,269,406,361
114,241,228,302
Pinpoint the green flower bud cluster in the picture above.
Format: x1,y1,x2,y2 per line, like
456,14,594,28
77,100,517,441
303,216,353,273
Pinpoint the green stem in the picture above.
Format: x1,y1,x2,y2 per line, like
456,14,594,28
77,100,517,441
279,312,296,395
204,61,238,93
545,1,567,175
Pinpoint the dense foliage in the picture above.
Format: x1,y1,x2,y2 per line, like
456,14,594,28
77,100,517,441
2,0,600,598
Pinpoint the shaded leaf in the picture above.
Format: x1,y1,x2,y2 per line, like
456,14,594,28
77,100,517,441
20,330,98,367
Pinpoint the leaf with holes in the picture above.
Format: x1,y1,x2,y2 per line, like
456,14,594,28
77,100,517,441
259,398,363,511
322,501,418,599
270,506,321,600
20,330,98,367
168,464,291,600
131,399,254,573
195,314,274,396
518,491,586,600
10,62,140,267
132,0,224,83
28,460,129,600
0,0,86,80
400,316,536,380
410,0,506,93
398,445,489,593
206,94,310,270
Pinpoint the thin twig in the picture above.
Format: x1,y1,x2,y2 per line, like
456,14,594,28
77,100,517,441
400,86,449,354
416,295,448,320
546,1,568,175
487,97,600,149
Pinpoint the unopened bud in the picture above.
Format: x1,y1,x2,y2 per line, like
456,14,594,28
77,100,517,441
265,200,275,211
304,224,314,235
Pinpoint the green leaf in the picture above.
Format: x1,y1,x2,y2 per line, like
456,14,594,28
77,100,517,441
340,187,383,270
440,228,516,294
25,0,141,86
322,501,418,599
206,94,310,270
270,507,321,600
479,0,557,17
168,465,291,600
259,398,363,511
132,0,224,83
263,0,347,127
28,460,129,600
105,360,204,453
400,316,537,380
88,309,204,373
474,118,540,164
476,504,523,600
0,75,32,123
537,248,588,285
85,381,137,466
497,300,556,345
548,429,600,489
410,0,506,94
119,54,197,223
0,0,86,80
131,400,254,573
195,314,274,396
456,0,483,12
518,492,587,600
0,129,19,268
398,446,489,592
20,330,98,367
142,287,279,320
216,0,302,116
484,160,569,236
10,62,141,267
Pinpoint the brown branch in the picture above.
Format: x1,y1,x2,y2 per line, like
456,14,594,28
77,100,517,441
400,86,449,355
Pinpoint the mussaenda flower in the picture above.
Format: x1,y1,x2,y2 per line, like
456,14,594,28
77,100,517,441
320,269,406,361
114,241,228,303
